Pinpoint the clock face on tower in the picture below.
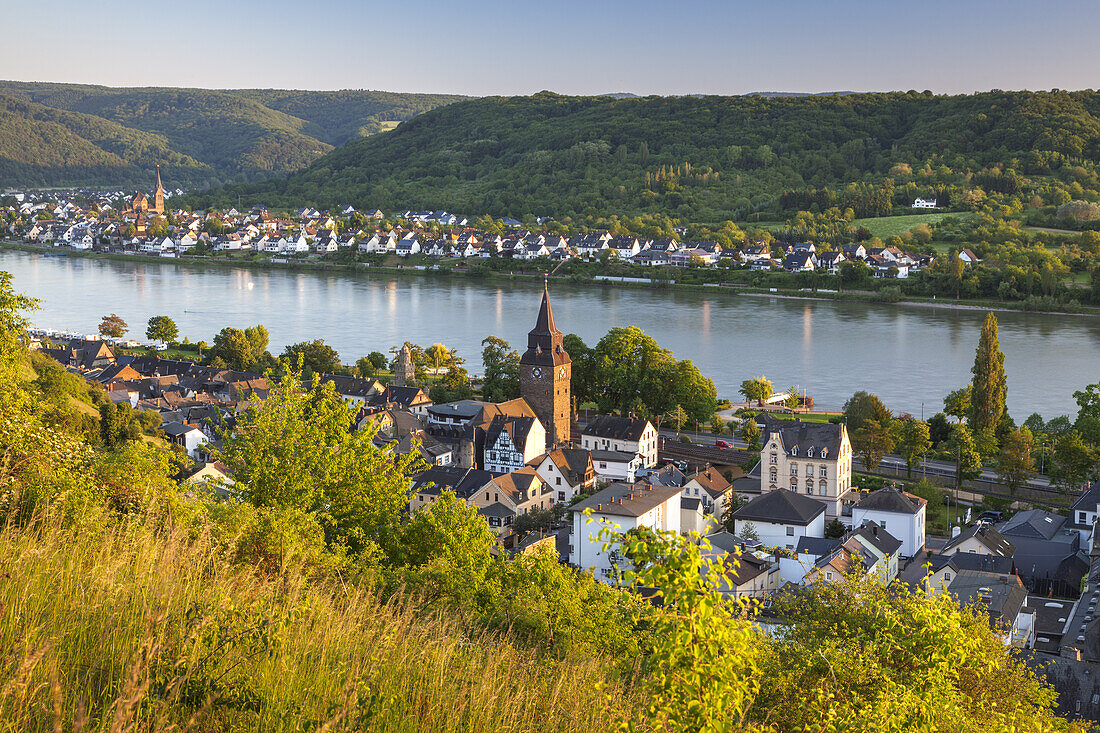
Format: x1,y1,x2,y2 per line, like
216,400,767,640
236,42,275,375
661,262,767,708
559,366,567,379
531,367,542,378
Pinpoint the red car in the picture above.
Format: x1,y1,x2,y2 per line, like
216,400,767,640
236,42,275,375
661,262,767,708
714,440,731,449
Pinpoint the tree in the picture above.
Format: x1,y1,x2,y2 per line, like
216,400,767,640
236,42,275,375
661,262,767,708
894,417,931,478
709,414,725,435
481,336,520,402
355,356,377,379
947,423,982,497
739,418,760,448
563,333,594,405
928,412,952,444
145,315,178,344
98,313,127,339
943,385,972,422
215,367,422,557
854,417,895,472
209,327,255,371
424,343,453,371
281,339,341,377
367,351,388,370
969,312,1007,435
1050,431,1097,492
949,251,966,299
430,364,473,403
739,376,773,405
784,385,801,412
1072,382,1100,447
843,390,891,434
996,428,1035,496
825,518,846,539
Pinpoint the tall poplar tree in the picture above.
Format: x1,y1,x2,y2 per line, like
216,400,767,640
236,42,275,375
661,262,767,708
969,312,1006,434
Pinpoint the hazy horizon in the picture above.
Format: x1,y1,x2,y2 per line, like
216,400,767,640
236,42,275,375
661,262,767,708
4,0,1099,97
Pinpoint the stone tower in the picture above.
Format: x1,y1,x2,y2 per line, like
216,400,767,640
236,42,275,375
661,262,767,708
519,287,571,451
395,343,415,387
153,166,165,214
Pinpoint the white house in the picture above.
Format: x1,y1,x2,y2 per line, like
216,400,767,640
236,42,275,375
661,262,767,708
571,482,682,583
729,488,826,551
163,422,210,460
529,448,596,505
581,416,658,469
851,486,927,558
912,198,938,209
590,449,643,483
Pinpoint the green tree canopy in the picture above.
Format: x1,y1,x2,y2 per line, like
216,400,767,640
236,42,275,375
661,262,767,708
281,339,341,377
843,390,891,434
969,312,1007,434
481,336,520,402
145,315,178,343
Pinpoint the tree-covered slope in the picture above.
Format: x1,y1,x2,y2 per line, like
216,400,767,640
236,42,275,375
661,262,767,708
201,90,1100,220
0,81,466,187
0,92,210,187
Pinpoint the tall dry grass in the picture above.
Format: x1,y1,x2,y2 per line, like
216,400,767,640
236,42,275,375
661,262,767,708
0,514,641,731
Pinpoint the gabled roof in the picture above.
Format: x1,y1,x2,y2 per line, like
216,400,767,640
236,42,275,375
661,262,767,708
582,415,652,442
998,509,1066,541
686,466,732,499
941,523,1016,557
760,416,845,458
490,467,545,505
410,466,493,500
732,488,825,526
795,536,841,557
486,414,536,451
854,486,926,515
851,521,902,558
532,447,593,487
928,552,1014,576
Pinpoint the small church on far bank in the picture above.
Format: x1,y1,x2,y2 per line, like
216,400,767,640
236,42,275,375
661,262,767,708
125,166,166,216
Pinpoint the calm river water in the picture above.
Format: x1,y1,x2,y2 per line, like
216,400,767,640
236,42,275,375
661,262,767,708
3,249,1096,420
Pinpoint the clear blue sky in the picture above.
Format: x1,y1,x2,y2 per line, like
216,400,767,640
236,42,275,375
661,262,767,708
4,0,1099,96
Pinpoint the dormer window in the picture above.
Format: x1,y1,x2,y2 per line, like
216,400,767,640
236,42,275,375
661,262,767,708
821,448,828,459
807,448,814,457
790,445,798,455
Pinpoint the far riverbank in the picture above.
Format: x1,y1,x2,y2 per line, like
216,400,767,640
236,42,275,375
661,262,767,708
3,240,1097,320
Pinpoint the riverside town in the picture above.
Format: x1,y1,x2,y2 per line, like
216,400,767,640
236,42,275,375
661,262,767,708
6,17,1100,727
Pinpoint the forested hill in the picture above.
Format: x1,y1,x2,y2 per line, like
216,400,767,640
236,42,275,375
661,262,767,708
195,90,1100,221
0,81,466,188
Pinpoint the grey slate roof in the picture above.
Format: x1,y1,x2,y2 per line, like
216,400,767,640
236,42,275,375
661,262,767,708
760,416,844,457
941,523,1016,557
572,482,681,518
583,415,652,442
732,488,825,526
928,552,1015,575
999,509,1067,541
855,486,926,515
795,536,842,557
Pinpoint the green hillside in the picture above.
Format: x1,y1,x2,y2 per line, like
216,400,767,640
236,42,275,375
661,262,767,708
0,81,465,188
197,89,1100,221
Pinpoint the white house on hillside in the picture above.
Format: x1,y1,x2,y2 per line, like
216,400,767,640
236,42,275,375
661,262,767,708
851,486,927,558
571,482,682,583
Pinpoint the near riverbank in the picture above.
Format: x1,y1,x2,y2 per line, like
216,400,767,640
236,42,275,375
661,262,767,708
5,240,1097,319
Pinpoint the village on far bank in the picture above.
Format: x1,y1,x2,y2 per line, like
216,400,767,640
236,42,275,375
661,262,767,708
29,275,1100,706
2,172,951,280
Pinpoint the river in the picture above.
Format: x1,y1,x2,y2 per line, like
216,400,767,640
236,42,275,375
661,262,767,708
3,248,1096,421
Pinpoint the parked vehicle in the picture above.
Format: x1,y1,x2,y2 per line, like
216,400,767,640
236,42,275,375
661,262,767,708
715,440,731,448
977,510,1004,523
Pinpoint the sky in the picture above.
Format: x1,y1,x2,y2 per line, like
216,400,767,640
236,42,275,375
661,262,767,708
4,0,1100,96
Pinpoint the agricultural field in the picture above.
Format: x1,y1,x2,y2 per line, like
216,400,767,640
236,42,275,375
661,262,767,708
853,212,968,239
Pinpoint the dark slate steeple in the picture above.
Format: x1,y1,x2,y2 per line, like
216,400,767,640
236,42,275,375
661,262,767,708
521,286,570,367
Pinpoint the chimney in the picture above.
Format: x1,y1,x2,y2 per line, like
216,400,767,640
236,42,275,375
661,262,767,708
951,525,962,538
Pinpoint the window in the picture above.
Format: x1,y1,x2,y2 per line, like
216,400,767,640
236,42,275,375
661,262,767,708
555,477,561,485
790,445,798,455
790,464,798,475
599,462,607,469
770,453,777,465
806,464,813,476
790,480,798,491
558,491,565,501
807,448,814,457
820,466,827,478
770,472,777,483
786,526,794,536
821,448,828,459
1081,512,1089,524
826,571,833,581
806,484,814,495
944,572,951,582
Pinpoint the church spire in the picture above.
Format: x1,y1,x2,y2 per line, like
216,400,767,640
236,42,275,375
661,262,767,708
533,283,557,336
155,165,162,190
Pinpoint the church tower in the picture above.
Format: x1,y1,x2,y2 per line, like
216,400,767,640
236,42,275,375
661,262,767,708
152,166,165,214
520,287,571,451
